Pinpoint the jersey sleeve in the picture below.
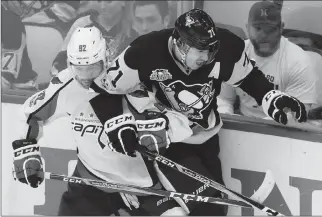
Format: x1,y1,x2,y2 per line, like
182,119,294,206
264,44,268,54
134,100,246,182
223,40,274,105
18,70,72,141
93,46,142,94
284,53,317,105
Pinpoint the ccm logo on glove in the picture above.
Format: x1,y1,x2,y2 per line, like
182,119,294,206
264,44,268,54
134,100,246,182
136,117,170,154
12,139,44,188
137,119,166,130
14,146,40,158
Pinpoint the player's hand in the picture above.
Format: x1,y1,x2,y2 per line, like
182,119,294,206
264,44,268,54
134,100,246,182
12,139,44,188
262,90,307,125
136,111,170,155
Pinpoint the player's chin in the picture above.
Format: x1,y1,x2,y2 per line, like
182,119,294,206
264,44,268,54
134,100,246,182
190,63,203,71
79,80,93,88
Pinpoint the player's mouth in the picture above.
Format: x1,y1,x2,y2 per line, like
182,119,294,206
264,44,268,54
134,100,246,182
196,60,206,66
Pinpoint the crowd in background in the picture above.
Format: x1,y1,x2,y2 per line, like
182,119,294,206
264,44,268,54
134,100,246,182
1,0,321,127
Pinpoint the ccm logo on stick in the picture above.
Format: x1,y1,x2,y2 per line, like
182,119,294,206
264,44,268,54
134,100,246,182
63,177,81,184
155,156,175,167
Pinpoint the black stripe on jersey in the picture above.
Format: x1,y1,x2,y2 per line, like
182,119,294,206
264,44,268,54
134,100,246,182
217,61,235,82
89,82,109,94
90,94,123,124
238,67,274,105
26,78,74,139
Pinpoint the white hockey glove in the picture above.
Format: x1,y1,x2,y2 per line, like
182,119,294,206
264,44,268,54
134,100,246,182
136,111,170,155
262,90,307,125
12,139,44,188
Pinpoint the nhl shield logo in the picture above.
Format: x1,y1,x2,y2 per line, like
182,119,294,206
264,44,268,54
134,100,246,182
150,69,172,81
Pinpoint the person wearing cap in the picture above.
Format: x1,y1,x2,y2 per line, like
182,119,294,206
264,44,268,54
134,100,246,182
218,1,317,120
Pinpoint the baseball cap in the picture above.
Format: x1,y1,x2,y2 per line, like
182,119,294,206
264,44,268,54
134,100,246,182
248,1,282,26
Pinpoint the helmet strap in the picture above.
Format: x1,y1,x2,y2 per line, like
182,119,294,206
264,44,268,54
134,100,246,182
172,38,193,74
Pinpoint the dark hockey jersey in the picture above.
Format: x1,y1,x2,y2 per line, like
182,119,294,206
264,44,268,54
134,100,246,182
93,28,273,144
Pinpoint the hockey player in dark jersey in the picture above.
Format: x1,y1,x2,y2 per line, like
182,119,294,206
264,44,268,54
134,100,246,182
11,26,191,215
92,8,308,215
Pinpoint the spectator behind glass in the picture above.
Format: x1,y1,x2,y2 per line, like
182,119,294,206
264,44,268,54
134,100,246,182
51,1,137,77
217,1,317,119
132,0,169,36
1,3,38,91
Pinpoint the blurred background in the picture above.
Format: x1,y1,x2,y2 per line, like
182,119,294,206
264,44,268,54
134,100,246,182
1,1,321,104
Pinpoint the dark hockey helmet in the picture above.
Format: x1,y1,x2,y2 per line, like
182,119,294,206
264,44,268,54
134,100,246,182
173,9,220,65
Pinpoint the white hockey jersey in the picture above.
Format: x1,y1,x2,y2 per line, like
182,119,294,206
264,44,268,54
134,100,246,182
19,69,154,187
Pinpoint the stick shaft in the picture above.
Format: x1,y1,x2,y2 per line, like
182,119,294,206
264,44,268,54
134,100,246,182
40,171,251,208
137,146,284,216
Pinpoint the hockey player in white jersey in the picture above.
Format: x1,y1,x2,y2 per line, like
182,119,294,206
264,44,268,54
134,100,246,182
11,26,192,216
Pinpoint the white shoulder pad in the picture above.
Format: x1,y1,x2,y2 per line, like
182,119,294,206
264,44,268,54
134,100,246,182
94,48,141,94
23,68,73,116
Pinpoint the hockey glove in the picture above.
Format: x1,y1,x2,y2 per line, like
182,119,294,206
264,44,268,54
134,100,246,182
12,139,44,188
103,114,138,157
262,90,307,125
136,111,170,155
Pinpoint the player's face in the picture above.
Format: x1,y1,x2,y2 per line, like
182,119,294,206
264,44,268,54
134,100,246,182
133,4,167,35
248,23,283,57
96,1,125,20
71,61,104,88
185,47,210,70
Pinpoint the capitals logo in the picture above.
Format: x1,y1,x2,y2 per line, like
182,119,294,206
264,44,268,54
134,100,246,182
159,80,215,123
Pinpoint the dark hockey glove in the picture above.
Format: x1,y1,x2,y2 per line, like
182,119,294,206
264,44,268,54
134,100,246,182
12,139,44,188
103,114,138,157
262,90,307,125
136,111,170,155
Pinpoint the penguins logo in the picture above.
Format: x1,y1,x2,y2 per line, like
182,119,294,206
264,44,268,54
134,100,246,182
159,80,215,120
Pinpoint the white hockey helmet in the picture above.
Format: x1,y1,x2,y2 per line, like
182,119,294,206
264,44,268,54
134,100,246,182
67,26,107,67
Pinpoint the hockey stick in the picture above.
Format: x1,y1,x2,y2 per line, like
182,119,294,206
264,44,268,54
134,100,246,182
38,171,252,208
136,146,284,216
